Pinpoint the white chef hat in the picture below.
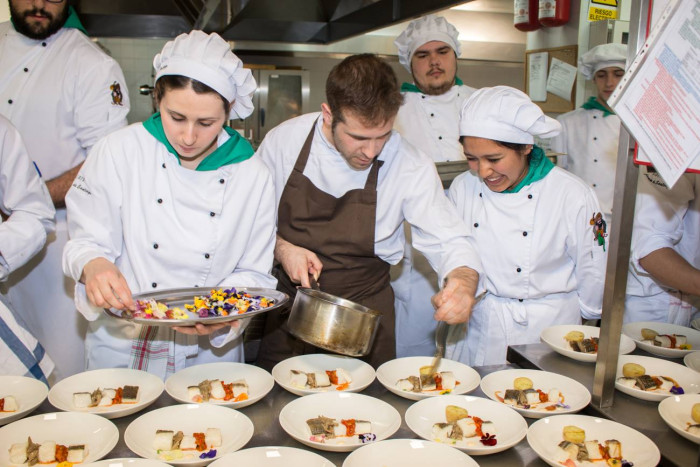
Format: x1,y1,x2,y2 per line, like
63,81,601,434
153,30,256,119
394,15,461,73
459,86,561,144
578,43,628,80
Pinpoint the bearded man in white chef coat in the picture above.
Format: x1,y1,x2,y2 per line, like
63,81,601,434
0,0,130,381
390,15,477,357
255,54,482,369
550,44,627,226
625,169,700,326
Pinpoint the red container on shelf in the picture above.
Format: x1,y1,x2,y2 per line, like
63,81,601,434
514,0,541,32
538,0,570,27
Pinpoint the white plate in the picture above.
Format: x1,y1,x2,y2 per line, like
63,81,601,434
84,459,172,467
272,354,375,396
278,392,400,452
0,375,48,426
376,356,480,401
125,404,253,466
0,411,118,466
615,354,700,401
166,362,273,408
49,368,164,419
479,369,591,419
527,414,660,467
540,324,636,363
209,446,334,466
685,351,700,372
404,394,527,455
658,393,700,444
623,321,700,358
342,439,479,467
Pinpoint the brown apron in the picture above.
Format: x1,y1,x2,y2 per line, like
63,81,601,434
257,120,395,370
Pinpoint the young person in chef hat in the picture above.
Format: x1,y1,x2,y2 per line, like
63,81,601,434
551,43,628,227
391,15,478,359
446,86,606,366
63,30,277,379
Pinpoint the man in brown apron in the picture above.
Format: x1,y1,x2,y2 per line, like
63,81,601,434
256,54,481,371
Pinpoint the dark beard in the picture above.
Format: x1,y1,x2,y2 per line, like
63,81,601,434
10,4,69,40
411,72,455,96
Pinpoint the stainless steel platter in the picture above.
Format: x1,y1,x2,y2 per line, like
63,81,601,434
104,286,288,327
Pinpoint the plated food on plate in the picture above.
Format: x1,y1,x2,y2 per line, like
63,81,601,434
290,368,352,391
616,362,684,394
404,394,527,456
395,366,459,395
49,368,163,419
0,412,119,466
615,355,700,402
0,376,48,427
540,325,635,363
0,397,17,413
73,385,139,409
495,376,568,412
124,404,253,466
480,369,590,419
555,424,633,466
376,357,480,401
153,428,221,462
279,392,400,452
272,354,375,396
165,362,273,409
306,415,376,444
527,414,660,467
9,437,88,465
622,321,700,358
658,393,700,444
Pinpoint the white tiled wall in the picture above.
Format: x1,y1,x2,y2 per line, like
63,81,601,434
97,38,168,124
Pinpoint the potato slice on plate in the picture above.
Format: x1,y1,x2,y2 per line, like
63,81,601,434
445,405,469,423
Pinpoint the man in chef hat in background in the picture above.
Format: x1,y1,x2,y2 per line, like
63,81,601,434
550,43,628,227
0,114,56,384
0,0,130,381
255,54,483,369
391,15,477,357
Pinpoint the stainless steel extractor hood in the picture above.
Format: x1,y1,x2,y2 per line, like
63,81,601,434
74,0,470,41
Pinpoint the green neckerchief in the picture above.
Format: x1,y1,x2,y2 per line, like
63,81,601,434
401,77,464,93
13,6,88,35
63,6,88,35
502,145,554,194
581,96,615,117
143,113,254,171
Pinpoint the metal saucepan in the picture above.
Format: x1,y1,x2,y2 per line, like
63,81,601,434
286,287,382,357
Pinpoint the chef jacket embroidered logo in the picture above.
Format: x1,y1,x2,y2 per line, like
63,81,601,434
110,81,124,106
590,212,607,251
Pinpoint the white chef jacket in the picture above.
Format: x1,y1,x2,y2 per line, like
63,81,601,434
0,22,129,381
625,170,700,325
551,107,620,224
446,167,606,366
257,112,483,284
63,124,277,379
391,84,476,358
0,115,55,280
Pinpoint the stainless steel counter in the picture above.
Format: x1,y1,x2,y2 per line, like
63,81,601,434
31,364,548,467
508,343,700,467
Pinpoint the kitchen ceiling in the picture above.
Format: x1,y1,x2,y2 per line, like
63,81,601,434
75,0,473,42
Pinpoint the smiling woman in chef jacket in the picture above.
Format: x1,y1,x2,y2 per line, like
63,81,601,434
446,86,607,366
62,31,277,379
